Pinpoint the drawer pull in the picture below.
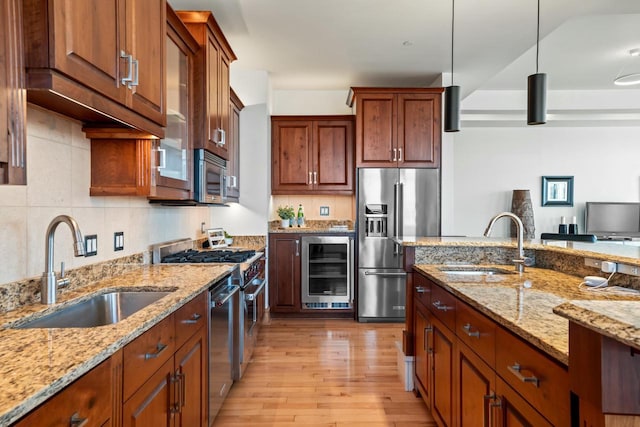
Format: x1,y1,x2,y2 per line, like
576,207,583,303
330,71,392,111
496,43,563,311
182,313,202,324
432,300,452,311
144,342,168,360
70,413,88,427
415,286,429,293
508,363,540,387
483,393,501,407
462,323,480,338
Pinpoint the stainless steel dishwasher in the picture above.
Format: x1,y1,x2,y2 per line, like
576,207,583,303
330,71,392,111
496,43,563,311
209,271,240,424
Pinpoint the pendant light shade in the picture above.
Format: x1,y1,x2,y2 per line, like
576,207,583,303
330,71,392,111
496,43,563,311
527,0,546,125
444,0,460,132
527,73,546,125
444,85,460,132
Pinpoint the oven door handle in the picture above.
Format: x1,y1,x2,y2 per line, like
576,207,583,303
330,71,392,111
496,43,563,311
244,279,266,301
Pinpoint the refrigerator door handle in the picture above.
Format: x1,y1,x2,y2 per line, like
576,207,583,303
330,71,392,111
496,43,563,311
364,271,407,277
393,181,403,238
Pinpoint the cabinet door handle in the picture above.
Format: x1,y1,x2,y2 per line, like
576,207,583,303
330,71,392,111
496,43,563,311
392,148,397,161
170,373,181,414
295,240,300,257
69,413,88,427
432,300,452,311
415,286,429,293
144,342,168,360
220,129,226,146
120,51,133,85
462,323,480,338
313,171,318,184
157,148,166,170
398,147,403,162
507,363,540,387
309,172,313,185
129,58,139,88
423,325,433,350
182,313,202,324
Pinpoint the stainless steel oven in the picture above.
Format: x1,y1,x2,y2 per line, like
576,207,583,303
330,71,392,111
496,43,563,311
301,235,354,309
194,149,226,204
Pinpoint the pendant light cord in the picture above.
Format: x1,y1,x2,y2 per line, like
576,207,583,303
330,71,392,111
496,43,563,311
535,0,540,73
450,0,455,85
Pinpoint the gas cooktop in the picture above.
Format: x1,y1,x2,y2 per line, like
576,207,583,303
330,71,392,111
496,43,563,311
161,249,256,264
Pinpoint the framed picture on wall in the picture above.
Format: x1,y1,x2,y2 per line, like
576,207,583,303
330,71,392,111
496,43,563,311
541,176,574,206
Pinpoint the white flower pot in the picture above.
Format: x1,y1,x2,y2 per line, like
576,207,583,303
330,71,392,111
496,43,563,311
280,219,290,228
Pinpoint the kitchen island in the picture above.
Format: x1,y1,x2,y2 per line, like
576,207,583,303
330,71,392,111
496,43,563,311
0,264,234,425
400,237,640,426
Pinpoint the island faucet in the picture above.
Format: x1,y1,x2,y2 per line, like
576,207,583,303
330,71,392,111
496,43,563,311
483,212,529,273
41,215,86,304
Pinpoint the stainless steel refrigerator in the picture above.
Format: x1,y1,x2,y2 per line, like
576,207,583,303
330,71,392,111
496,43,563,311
357,168,440,322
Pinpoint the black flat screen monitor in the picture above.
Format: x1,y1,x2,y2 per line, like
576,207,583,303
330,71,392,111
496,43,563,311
585,202,640,239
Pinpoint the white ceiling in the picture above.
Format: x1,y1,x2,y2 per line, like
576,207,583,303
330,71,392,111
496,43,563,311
169,0,640,95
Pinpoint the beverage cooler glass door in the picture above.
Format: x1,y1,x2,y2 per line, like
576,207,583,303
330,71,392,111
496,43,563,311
301,236,353,307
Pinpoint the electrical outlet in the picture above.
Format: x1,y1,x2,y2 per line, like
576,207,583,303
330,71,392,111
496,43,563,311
84,235,98,257
320,206,330,216
114,231,124,251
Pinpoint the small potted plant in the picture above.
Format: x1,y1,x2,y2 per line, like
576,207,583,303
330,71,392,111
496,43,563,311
277,205,294,228
224,231,233,246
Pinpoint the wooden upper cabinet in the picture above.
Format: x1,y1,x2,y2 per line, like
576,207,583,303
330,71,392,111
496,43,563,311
227,89,244,201
23,0,166,137
0,0,26,185
177,11,237,160
271,116,354,195
349,87,442,168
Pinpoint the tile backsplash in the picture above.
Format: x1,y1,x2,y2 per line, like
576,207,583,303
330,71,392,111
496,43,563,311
270,194,355,221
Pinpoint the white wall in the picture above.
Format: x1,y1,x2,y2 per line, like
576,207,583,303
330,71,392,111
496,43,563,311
272,90,352,115
0,107,211,286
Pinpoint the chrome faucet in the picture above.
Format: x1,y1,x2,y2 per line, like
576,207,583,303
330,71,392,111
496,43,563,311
483,212,530,273
41,215,86,304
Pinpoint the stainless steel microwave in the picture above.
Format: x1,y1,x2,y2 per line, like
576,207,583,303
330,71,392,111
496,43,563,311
194,149,227,204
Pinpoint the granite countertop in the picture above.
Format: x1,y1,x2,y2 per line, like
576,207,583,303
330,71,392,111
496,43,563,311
396,236,640,266
553,300,640,350
0,264,234,425
414,264,640,365
268,219,354,234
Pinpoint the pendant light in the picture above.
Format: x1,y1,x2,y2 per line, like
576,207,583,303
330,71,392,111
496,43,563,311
527,0,546,125
444,0,460,132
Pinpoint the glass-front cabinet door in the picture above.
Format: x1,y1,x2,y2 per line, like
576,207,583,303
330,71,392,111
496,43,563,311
154,16,193,194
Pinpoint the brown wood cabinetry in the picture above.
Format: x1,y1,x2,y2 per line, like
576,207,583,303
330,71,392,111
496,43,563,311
0,0,26,185
271,116,355,195
569,322,640,427
268,233,302,313
14,353,121,427
348,88,442,168
412,271,570,427
177,11,236,160
23,0,166,137
227,89,244,201
86,5,198,201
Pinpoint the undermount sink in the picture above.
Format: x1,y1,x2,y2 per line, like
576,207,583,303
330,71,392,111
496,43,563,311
14,291,173,329
438,266,516,276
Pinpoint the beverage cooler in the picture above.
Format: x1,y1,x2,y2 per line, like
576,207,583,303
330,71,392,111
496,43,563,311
301,235,354,309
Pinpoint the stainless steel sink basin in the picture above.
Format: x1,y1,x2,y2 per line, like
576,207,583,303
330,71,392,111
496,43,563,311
14,291,172,329
438,266,516,276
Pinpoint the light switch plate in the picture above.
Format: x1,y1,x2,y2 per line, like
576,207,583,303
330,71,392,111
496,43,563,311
320,206,330,216
85,235,98,257
114,232,124,251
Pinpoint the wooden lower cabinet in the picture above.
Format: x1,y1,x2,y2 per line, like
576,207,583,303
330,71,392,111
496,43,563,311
14,354,120,427
432,316,455,427
413,271,569,427
123,357,175,427
268,233,301,313
456,341,494,427
174,327,207,427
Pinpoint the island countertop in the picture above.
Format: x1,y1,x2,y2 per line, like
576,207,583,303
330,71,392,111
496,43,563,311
0,264,234,426
413,264,640,365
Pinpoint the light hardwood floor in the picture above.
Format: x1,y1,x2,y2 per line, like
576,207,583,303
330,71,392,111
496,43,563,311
213,317,436,427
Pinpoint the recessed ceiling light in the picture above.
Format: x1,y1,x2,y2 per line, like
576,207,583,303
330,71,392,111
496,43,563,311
402,41,413,47
614,48,640,86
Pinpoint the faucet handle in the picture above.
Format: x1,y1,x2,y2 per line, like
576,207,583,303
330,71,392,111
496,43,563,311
57,261,70,288
523,257,535,267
